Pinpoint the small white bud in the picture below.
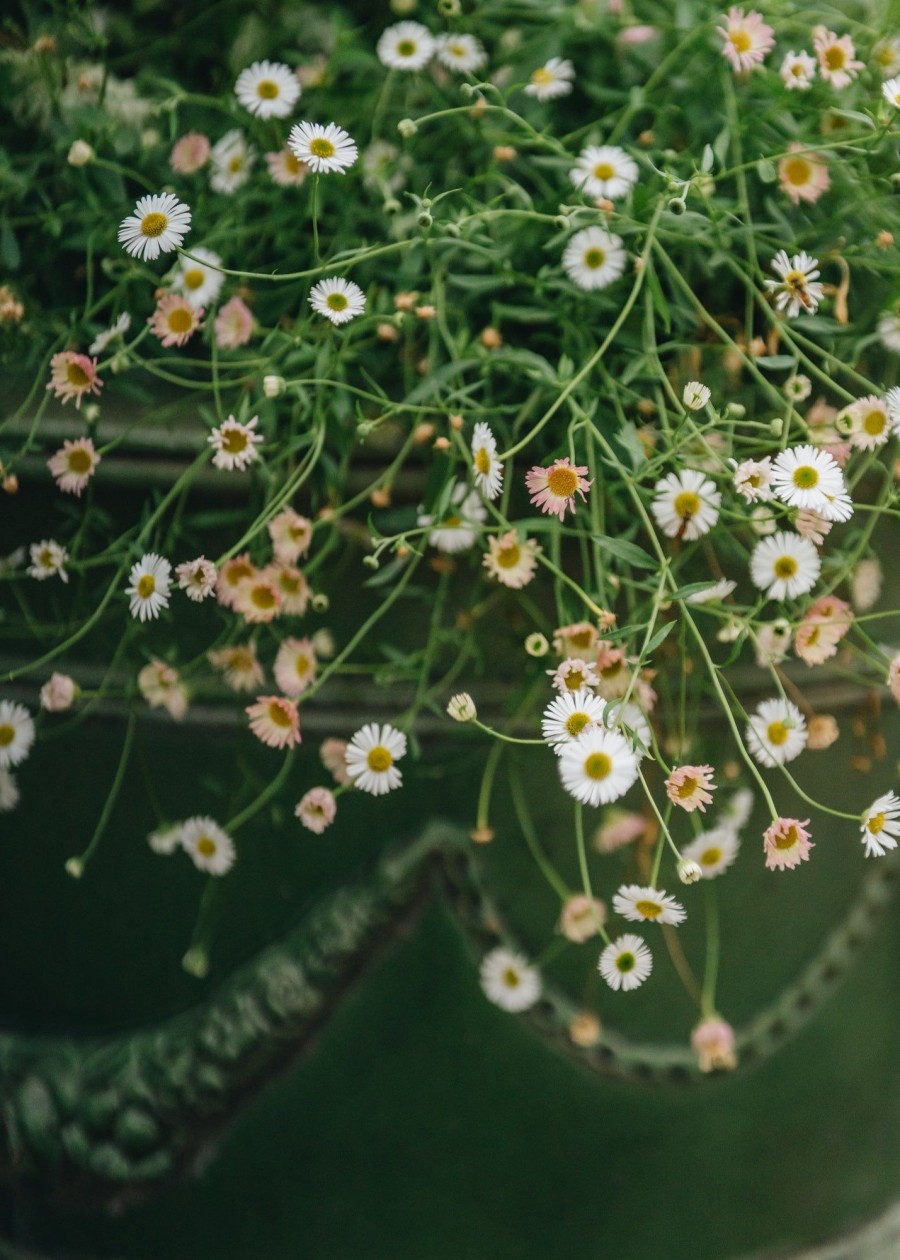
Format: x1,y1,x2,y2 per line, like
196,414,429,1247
447,692,477,722
677,858,703,886
263,375,285,399
67,140,94,167
525,632,549,657
682,381,710,411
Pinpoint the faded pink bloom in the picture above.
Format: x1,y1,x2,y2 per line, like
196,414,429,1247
137,657,188,721
718,7,775,72
691,1017,737,1072
794,508,832,547
779,50,816,90
525,457,592,520
594,642,631,699
820,440,852,468
176,556,217,601
46,352,103,409
148,294,203,348
553,621,599,659
888,655,900,703
754,620,792,666
558,894,607,943
547,657,600,693
794,595,852,666
170,131,211,174
594,809,648,853
321,737,351,785
246,695,301,749
266,147,309,187
665,765,716,813
778,144,830,206
40,672,76,713
269,562,310,615
233,574,283,623
295,786,336,834
274,636,317,696
47,437,100,496
617,24,659,46
268,508,313,563
813,27,864,88
806,396,838,429
731,456,773,503
215,553,257,608
208,642,264,692
763,816,813,871
214,296,254,348
807,714,839,749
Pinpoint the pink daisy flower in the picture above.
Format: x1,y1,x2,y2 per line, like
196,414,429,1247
794,595,852,666
266,147,309,187
594,643,632,700
170,132,211,174
777,144,830,207
233,575,283,623
175,556,217,602
246,695,301,749
525,457,592,520
269,562,310,616
208,642,265,693
214,296,254,349
595,809,648,853
794,509,832,547
813,27,864,88
547,657,600,693
553,621,599,659
46,352,103,409
691,1017,737,1072
718,7,775,72
215,553,257,608
763,816,814,871
665,765,716,813
47,437,100,496
321,737,352,785
268,508,313,563
274,636,317,696
148,294,203,348
294,786,336,834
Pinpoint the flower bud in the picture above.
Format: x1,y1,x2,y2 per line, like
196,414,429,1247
263,374,285,399
677,858,703,885
67,140,94,167
525,632,549,657
447,692,477,722
397,118,418,138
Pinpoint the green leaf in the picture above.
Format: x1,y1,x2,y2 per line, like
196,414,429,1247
669,580,726,601
592,534,657,569
642,619,676,655
754,355,795,370
645,262,671,334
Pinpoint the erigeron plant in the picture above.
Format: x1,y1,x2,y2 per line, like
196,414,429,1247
1,0,899,1070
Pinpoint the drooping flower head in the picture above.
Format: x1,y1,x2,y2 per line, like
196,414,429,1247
470,422,503,499
295,787,337,835
681,826,741,879
612,884,686,926
210,130,255,194
763,817,813,871
214,296,254,348
170,132,210,174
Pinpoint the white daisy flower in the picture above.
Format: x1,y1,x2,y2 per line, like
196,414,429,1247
89,312,131,356
612,883,686,926
0,701,35,769
562,226,626,291
479,946,542,1012
419,482,487,553
779,50,816,89
730,456,773,503
0,767,20,812
471,422,503,499
174,247,225,309
569,145,639,201
884,78,900,108
681,826,741,879
860,791,900,858
764,250,824,318
746,698,807,767
377,21,436,72
345,722,407,796
435,33,487,73
838,395,892,451
125,552,172,622
181,816,236,875
210,129,255,194
541,688,608,754
651,468,721,540
309,276,366,325
885,386,900,431
234,60,301,119
770,445,851,522
117,192,191,262
288,121,358,174
558,725,640,807
208,415,264,471
598,933,652,992
524,57,574,101
28,539,69,582
878,312,900,355
750,531,821,601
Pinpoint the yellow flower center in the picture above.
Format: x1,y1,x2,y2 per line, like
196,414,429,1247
285,152,304,175
295,654,310,677
565,712,591,738
792,464,819,489
197,835,217,857
502,967,521,987
228,155,244,174
784,269,809,293
584,751,612,780
784,157,812,186
730,29,752,53
222,428,249,454
367,745,393,772
397,39,417,56
326,293,349,311
677,777,698,799
256,79,279,99
140,211,168,238
616,951,635,972
251,585,276,609
496,543,521,568
183,269,205,290
774,556,798,579
0,725,13,747
68,447,92,473
635,899,662,918
701,846,721,866
775,825,799,850
137,574,156,598
864,410,886,436
547,466,579,498
66,361,90,387
767,720,789,746
310,137,336,158
867,812,886,835
824,45,845,70
674,491,700,520
564,670,585,690
268,701,292,726
167,307,193,333
583,247,606,270
474,447,491,475
592,162,615,181
226,561,254,584
531,67,554,86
